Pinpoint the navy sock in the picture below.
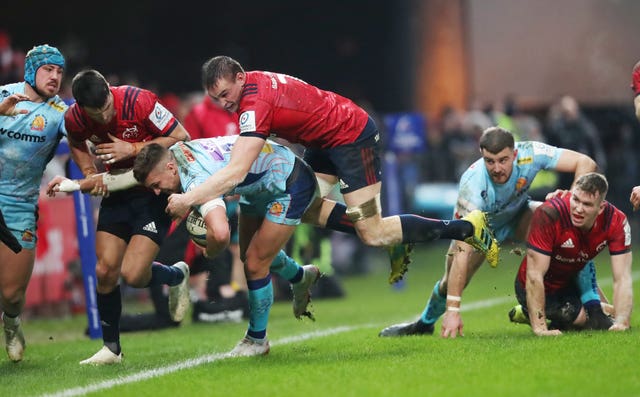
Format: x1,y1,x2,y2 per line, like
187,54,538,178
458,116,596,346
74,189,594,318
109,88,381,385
400,215,472,244
326,203,356,235
97,285,122,354
147,261,185,287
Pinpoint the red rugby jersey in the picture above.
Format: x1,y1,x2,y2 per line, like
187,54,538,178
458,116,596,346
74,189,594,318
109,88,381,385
65,86,178,170
183,96,238,139
237,71,369,149
517,194,631,293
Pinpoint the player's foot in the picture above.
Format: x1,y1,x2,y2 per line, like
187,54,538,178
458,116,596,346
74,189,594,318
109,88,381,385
462,210,500,267
192,292,249,324
169,261,190,322
292,265,321,320
387,243,414,284
79,346,122,365
227,336,270,357
508,304,529,324
3,314,25,362
378,320,434,337
585,304,614,330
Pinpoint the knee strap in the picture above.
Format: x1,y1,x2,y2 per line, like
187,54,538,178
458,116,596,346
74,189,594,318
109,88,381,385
345,194,381,223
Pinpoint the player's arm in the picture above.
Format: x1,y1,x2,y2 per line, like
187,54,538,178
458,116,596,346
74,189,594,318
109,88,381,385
609,251,633,331
47,168,140,197
67,135,99,177
525,249,560,336
166,135,265,218
202,202,231,258
0,93,29,116
97,124,190,165
553,149,598,185
440,245,485,339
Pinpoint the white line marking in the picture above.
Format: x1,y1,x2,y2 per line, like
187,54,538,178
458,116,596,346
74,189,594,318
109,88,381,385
41,271,640,397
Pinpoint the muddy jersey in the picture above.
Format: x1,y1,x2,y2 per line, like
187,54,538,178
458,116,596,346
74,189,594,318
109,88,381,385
517,194,631,293
0,82,67,203
65,85,178,170
455,141,563,234
237,71,368,149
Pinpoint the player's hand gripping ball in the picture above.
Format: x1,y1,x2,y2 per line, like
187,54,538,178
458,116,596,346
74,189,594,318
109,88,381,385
186,210,207,247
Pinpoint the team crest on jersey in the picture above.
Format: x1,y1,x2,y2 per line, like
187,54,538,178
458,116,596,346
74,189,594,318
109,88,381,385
122,125,139,140
0,90,9,99
269,202,284,216
30,114,47,131
517,156,533,165
239,111,257,133
515,177,527,192
21,229,35,242
149,102,171,130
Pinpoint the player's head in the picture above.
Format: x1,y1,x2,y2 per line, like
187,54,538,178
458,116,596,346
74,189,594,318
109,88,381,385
202,55,245,112
570,172,608,230
133,143,181,195
24,44,65,98
479,126,516,184
72,69,114,123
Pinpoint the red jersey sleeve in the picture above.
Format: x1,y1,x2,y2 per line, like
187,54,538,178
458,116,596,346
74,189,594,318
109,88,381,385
607,207,632,254
64,103,91,142
136,90,178,138
527,203,559,256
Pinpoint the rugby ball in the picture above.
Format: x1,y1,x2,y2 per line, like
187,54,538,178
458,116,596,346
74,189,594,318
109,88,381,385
185,210,207,247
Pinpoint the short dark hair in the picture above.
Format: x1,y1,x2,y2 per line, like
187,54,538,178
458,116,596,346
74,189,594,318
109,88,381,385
574,172,608,199
479,126,515,154
133,143,168,183
201,55,244,90
71,69,110,108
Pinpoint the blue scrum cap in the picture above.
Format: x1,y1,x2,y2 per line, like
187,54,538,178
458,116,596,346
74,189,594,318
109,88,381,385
24,44,65,87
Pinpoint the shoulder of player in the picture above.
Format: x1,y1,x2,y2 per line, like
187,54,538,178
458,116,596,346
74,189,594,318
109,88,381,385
64,103,88,131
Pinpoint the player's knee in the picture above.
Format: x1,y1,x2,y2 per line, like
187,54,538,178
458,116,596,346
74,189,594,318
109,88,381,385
0,286,26,307
95,261,121,286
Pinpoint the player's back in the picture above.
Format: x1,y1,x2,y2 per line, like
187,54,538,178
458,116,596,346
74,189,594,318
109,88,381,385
239,71,368,149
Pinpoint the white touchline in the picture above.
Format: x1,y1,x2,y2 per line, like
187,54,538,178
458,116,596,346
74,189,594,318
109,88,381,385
40,271,639,397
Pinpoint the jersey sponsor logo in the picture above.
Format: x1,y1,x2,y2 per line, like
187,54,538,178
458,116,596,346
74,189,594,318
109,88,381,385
269,202,284,216
532,142,555,157
239,111,257,133
0,127,46,143
560,238,574,248
516,156,533,165
48,101,66,113
142,221,158,233
596,241,607,253
30,114,47,131
149,102,171,130
623,218,631,246
21,229,35,242
122,125,139,140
